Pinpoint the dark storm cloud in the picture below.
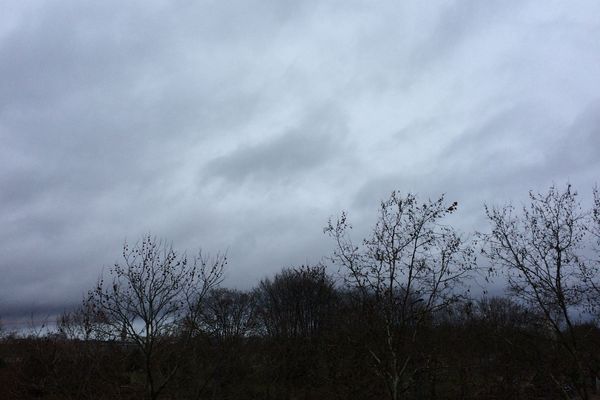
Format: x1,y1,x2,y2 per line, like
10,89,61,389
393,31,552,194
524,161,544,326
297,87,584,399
204,109,347,185
1,0,600,321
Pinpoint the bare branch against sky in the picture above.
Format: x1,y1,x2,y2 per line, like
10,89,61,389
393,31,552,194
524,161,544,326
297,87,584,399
1,0,599,318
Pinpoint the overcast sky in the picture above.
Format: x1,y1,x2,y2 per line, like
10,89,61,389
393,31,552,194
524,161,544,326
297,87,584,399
1,0,600,323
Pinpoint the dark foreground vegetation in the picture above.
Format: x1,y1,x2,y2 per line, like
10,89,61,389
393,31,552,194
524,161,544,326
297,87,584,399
1,184,600,400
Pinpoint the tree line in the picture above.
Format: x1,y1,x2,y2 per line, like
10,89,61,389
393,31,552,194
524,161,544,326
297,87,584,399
1,184,600,399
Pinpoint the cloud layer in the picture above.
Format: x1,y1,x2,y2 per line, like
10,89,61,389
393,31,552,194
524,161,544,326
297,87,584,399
1,0,600,320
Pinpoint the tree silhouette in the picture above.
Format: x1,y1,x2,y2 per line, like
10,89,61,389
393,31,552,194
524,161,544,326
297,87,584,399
483,184,592,399
86,235,225,400
326,191,475,400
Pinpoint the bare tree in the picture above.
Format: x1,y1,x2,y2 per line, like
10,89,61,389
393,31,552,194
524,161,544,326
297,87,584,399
86,235,225,400
256,265,337,339
582,187,600,321
57,302,99,341
483,184,591,399
199,288,257,340
254,265,338,399
325,191,475,400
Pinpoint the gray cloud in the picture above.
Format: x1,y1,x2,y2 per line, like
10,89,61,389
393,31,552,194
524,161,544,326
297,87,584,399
1,0,600,321
203,107,348,185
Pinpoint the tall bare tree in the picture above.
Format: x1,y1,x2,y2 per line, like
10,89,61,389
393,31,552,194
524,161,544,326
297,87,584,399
483,184,591,399
582,187,600,320
86,235,225,400
325,191,475,400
